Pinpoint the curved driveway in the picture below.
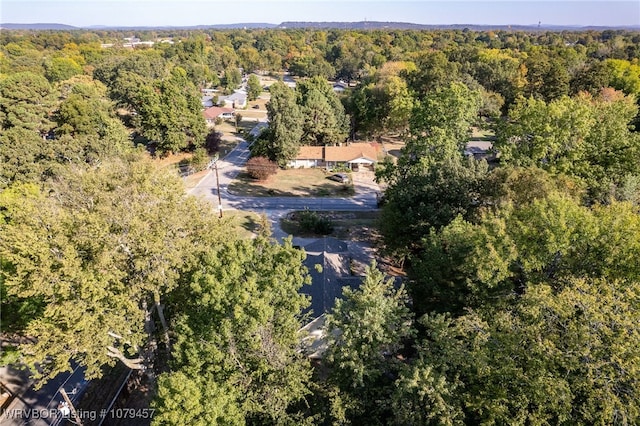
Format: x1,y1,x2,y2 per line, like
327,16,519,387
188,139,379,212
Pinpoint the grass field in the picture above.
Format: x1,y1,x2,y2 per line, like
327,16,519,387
222,209,264,239
228,168,355,197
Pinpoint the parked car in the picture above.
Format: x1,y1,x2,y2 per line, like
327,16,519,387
328,173,349,183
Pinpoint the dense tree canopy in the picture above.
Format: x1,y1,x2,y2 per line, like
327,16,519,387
155,234,312,425
495,89,640,202
0,159,225,382
2,25,640,425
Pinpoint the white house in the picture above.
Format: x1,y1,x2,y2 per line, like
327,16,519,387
219,90,247,109
288,143,380,170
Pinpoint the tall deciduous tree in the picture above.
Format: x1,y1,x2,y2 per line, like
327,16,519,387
156,235,312,424
325,263,413,423
135,67,207,155
0,158,225,382
252,81,303,166
246,74,262,101
495,89,640,202
0,71,55,133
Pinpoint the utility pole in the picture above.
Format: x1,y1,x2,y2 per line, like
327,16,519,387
212,156,223,218
60,388,83,426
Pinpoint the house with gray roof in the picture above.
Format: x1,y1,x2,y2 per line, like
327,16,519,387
299,237,364,358
219,90,247,109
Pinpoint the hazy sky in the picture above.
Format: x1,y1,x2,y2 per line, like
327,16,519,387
2,0,638,27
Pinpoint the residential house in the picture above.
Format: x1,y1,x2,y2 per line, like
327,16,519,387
299,237,363,359
203,106,235,124
332,81,348,93
291,146,324,168
219,90,247,109
288,142,380,171
201,96,215,108
464,140,496,162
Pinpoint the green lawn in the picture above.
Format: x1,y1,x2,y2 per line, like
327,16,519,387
229,168,355,197
222,209,264,239
471,126,496,141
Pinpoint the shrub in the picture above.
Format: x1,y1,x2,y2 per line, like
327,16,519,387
205,130,222,154
246,156,278,181
298,209,334,235
190,147,209,172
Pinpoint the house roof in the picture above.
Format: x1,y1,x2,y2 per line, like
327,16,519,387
304,237,348,254
295,146,324,161
464,141,493,156
293,143,380,163
301,237,358,318
325,143,379,162
220,91,247,102
203,106,234,120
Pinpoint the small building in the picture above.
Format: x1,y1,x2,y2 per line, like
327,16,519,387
201,96,215,108
464,140,495,162
203,106,235,124
219,90,247,109
332,81,348,93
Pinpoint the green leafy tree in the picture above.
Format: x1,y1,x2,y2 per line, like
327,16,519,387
411,277,640,425
0,158,225,383
297,76,349,145
246,74,262,101
524,53,570,101
0,128,46,188
495,89,640,202
0,71,55,133
159,235,312,424
351,72,414,138
223,66,242,94
379,157,488,258
44,57,83,83
325,263,413,423
152,372,244,426
133,67,206,155
251,81,303,166
399,82,481,168
289,54,336,79
404,51,460,97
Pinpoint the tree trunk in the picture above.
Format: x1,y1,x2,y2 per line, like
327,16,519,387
154,290,172,353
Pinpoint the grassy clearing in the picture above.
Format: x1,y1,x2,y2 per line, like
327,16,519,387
183,169,209,191
229,168,355,198
378,135,406,160
280,210,380,241
221,209,263,239
471,126,496,141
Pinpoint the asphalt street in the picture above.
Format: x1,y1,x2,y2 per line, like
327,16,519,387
1,363,88,426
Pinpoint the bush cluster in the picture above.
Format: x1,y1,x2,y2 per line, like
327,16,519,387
246,156,278,180
298,210,334,235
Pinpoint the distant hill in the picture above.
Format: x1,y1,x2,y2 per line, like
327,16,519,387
277,21,640,31
0,23,78,30
1,21,638,32
85,23,278,30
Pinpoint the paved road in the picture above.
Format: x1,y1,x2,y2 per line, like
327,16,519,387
1,364,88,426
188,134,379,212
